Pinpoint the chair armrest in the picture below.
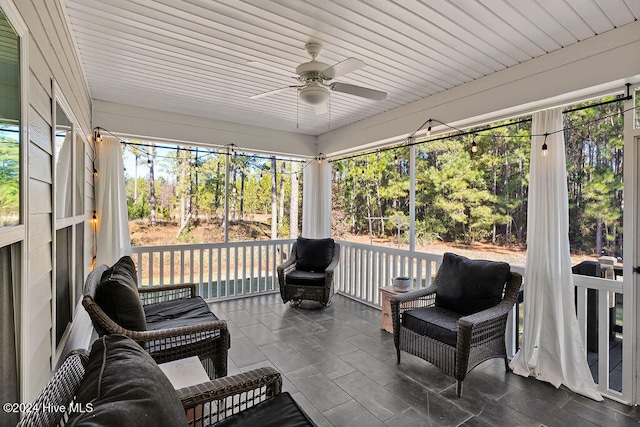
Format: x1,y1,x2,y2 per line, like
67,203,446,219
325,254,340,274
277,257,297,275
390,285,437,308
178,367,282,422
457,298,516,347
390,285,438,347
118,319,229,343
138,283,196,305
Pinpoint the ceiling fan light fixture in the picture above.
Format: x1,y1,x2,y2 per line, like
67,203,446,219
299,84,329,105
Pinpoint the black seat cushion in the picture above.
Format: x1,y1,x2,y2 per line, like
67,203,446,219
402,306,463,347
295,238,334,272
143,297,224,357
434,252,510,315
94,256,147,332
285,270,326,286
67,334,187,427
144,296,218,330
214,391,316,427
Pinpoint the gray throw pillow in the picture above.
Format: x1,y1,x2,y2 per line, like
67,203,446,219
434,252,510,315
94,256,147,332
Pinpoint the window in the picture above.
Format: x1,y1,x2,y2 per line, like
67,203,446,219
0,6,20,228
52,89,87,356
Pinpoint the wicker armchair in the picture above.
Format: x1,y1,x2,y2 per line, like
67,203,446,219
83,262,229,379
19,342,315,427
277,238,340,307
390,253,522,397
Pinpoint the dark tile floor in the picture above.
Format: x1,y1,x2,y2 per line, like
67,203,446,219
210,294,640,427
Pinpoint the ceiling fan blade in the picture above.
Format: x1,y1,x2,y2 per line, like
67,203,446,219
249,86,298,100
314,102,328,115
321,57,365,80
330,82,387,101
246,61,298,78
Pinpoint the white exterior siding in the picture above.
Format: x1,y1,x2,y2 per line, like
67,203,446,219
12,0,93,401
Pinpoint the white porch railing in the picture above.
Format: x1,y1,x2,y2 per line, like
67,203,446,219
130,239,294,300
131,238,624,400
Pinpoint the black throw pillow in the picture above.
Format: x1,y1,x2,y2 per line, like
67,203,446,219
94,255,147,331
295,237,334,272
67,334,188,426
434,252,510,315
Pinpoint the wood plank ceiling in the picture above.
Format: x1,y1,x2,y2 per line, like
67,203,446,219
62,0,640,137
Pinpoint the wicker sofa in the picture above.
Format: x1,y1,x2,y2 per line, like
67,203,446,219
83,256,229,379
18,335,315,427
391,252,522,397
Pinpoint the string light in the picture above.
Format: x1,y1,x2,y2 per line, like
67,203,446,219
471,140,478,153
93,127,102,144
93,161,98,177
91,211,97,225
426,119,432,136
542,133,549,157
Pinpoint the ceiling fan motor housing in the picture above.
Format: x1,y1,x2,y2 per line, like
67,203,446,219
295,60,331,80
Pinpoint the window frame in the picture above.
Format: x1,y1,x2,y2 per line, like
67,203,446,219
0,0,28,404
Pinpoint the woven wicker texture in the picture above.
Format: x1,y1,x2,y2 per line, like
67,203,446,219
16,350,89,427
278,242,340,307
391,263,522,397
83,265,229,379
178,366,283,426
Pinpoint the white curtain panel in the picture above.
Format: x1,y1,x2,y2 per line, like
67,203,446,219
302,158,332,238
95,135,131,267
510,108,602,401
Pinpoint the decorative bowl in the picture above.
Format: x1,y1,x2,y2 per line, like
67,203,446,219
392,276,412,292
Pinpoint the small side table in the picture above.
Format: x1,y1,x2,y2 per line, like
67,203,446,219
158,356,209,390
379,286,404,333
159,356,209,423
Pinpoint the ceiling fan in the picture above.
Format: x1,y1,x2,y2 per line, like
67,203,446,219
247,43,387,114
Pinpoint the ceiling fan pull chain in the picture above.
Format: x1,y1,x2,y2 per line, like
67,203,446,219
296,94,299,129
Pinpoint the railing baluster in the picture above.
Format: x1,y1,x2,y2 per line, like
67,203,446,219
148,251,153,287
216,247,222,299
199,249,204,296
242,245,247,295
208,247,213,299
169,250,175,285
250,244,255,294
598,288,610,391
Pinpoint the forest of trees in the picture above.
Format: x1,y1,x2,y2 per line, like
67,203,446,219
124,145,303,241
331,97,625,257
124,96,625,258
